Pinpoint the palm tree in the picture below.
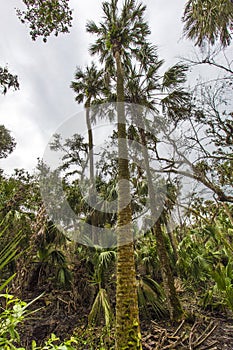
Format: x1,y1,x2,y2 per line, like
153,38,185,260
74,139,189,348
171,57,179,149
86,0,151,348
123,46,189,320
183,0,233,47
71,62,105,243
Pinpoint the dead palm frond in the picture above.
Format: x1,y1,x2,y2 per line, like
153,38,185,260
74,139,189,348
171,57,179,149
88,288,114,327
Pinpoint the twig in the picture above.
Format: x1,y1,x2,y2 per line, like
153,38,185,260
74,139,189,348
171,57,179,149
193,322,218,348
172,319,185,337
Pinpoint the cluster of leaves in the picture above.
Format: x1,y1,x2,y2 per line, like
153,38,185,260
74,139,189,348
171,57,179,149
0,294,78,350
0,169,39,222
0,168,73,291
177,200,233,312
0,66,19,95
34,221,73,288
0,126,16,159
17,0,73,42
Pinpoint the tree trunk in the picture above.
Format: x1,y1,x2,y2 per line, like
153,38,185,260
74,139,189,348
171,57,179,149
115,50,142,350
153,221,183,321
165,220,179,264
85,99,98,244
85,99,94,183
138,125,183,321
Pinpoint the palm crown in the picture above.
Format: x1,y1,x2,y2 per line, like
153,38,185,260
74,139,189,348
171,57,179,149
70,62,104,107
86,0,151,73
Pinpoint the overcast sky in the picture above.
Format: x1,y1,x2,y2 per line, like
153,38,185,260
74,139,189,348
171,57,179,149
0,0,195,175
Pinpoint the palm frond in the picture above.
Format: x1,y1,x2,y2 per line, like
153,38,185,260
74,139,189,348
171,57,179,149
0,229,25,270
86,0,151,73
98,250,116,269
0,274,16,292
162,64,189,91
88,288,114,327
161,89,191,123
86,20,100,34
183,0,233,47
0,222,26,291
137,276,168,319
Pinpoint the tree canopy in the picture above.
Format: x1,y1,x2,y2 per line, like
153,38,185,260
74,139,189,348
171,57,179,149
17,0,73,42
0,125,16,159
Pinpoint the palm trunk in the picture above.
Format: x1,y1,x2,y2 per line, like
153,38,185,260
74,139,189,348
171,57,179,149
138,124,183,321
85,99,97,244
85,99,94,182
115,50,142,350
165,221,179,264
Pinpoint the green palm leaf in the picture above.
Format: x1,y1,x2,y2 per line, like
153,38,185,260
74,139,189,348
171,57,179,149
137,276,167,319
183,0,233,47
0,228,25,271
0,222,25,290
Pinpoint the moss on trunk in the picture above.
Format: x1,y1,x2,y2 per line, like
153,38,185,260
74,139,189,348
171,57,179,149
115,50,142,349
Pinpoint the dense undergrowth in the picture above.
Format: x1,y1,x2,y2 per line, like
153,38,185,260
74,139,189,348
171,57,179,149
0,198,233,349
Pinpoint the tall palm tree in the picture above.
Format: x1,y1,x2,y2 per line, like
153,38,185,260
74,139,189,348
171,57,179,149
124,46,189,320
70,62,105,243
86,0,151,348
183,0,233,47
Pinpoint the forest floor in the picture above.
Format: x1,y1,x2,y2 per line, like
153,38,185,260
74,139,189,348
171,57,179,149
141,315,233,349
18,287,233,349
